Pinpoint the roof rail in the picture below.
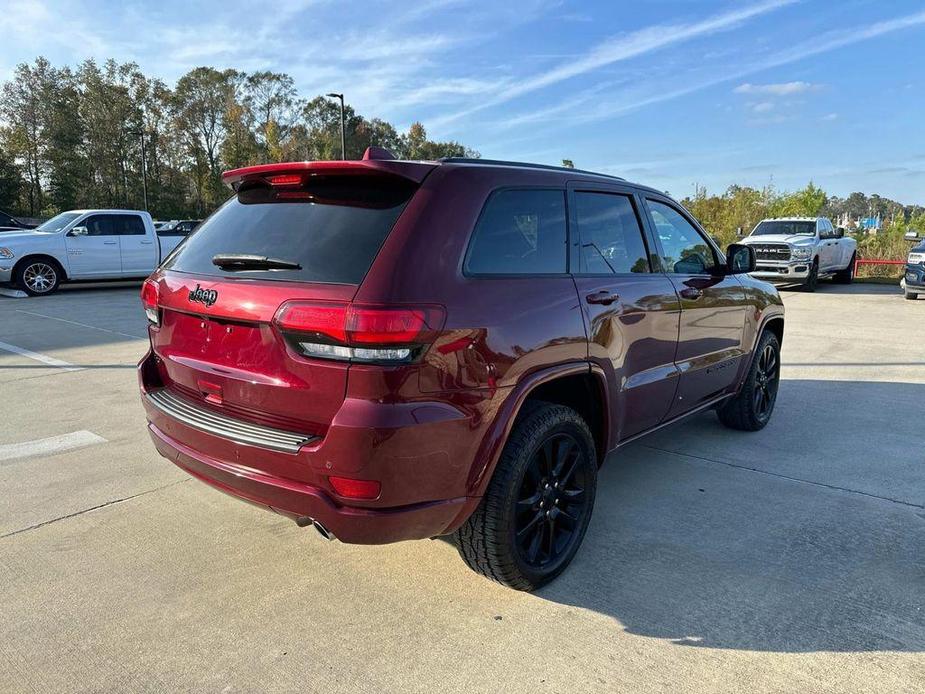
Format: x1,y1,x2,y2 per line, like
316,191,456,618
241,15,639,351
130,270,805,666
438,157,625,181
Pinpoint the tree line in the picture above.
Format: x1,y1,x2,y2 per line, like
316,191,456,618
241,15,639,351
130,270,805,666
0,57,478,219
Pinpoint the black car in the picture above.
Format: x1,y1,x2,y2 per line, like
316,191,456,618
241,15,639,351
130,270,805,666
904,240,925,300
0,209,34,232
156,219,201,237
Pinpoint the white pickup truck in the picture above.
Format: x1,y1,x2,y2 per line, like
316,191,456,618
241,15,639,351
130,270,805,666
0,209,189,296
739,217,857,292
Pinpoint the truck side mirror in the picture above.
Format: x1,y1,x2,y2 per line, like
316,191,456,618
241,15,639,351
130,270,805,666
69,226,89,237
725,243,756,275
836,227,845,238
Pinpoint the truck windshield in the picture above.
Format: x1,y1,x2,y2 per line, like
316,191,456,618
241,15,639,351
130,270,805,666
752,221,816,236
34,212,82,233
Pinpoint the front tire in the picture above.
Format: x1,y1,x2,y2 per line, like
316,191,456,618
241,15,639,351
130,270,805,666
15,258,62,296
453,403,597,591
802,259,819,292
834,253,855,284
717,330,781,431
906,291,919,300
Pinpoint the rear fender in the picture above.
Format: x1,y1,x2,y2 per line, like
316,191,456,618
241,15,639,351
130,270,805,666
465,362,608,496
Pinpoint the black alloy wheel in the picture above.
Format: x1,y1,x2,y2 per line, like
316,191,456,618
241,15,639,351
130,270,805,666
453,403,597,590
514,433,591,570
752,341,779,420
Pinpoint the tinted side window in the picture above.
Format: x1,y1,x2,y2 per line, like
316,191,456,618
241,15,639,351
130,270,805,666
0,212,13,226
574,192,649,274
646,200,718,274
466,189,567,275
83,215,116,236
114,214,146,235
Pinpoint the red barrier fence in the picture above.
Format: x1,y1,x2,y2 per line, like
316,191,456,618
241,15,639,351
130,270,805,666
854,258,906,275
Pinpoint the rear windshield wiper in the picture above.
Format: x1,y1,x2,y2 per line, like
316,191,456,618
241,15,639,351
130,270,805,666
211,254,302,270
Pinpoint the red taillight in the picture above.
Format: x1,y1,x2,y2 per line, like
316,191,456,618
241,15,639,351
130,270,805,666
141,279,159,325
275,302,348,342
273,301,444,362
346,307,431,344
328,476,381,500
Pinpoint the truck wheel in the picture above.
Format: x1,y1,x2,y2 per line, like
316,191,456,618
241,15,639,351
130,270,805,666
453,403,597,591
834,254,855,284
15,258,62,296
717,330,781,431
801,260,819,292
906,291,919,300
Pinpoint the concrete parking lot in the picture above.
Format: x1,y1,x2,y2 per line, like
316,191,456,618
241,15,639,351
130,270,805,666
0,281,922,693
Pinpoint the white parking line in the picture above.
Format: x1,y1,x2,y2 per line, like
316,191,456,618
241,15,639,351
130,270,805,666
0,430,107,463
0,340,83,372
15,309,146,340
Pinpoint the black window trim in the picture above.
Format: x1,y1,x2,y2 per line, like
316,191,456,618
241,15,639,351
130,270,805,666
641,195,725,276
461,185,573,279
567,184,656,277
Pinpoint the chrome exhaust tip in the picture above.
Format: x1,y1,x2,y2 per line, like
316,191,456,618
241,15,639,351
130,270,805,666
312,520,335,541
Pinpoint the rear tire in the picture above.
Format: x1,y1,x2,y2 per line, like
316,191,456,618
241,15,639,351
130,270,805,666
801,259,819,292
717,330,781,431
834,254,855,284
453,403,597,591
15,257,62,296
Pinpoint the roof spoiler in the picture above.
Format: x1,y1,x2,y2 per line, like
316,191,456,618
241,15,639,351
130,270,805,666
222,153,434,188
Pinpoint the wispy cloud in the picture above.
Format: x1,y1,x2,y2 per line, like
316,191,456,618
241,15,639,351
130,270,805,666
496,8,925,133
734,81,821,95
430,0,797,127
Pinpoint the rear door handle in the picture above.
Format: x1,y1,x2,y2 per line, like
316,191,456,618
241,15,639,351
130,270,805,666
140,241,154,245
680,287,703,300
586,290,619,305
103,241,117,245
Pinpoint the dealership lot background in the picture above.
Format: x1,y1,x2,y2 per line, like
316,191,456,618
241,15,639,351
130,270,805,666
1,282,922,693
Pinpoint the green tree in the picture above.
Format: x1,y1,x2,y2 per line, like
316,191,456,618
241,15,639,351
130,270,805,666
174,67,237,213
0,144,23,212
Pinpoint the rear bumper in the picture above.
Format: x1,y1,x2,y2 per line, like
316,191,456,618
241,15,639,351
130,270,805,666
147,422,470,544
138,351,484,543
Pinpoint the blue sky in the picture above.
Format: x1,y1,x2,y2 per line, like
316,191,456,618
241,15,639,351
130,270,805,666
2,0,924,202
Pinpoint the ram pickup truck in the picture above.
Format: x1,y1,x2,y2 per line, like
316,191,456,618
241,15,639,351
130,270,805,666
0,209,185,296
740,217,857,291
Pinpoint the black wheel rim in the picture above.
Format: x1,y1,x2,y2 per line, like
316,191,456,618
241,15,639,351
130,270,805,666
753,343,779,418
514,433,590,569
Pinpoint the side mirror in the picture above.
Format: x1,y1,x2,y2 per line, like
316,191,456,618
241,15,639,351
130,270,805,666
836,227,845,238
69,226,88,237
725,243,756,275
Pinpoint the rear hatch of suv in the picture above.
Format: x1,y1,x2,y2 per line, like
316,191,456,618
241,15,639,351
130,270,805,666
143,160,434,438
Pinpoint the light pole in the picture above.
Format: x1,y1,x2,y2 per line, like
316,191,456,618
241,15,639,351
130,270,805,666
326,92,346,160
127,129,149,211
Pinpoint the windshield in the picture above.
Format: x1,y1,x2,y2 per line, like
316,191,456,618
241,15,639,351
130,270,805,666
751,221,816,237
35,212,81,233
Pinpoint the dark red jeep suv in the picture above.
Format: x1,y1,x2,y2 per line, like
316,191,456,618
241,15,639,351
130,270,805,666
139,150,783,590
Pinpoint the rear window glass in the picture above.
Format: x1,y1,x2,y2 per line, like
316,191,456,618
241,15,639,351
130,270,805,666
465,189,567,274
162,175,416,284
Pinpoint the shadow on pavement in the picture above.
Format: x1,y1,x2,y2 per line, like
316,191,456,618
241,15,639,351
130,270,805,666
527,379,925,653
